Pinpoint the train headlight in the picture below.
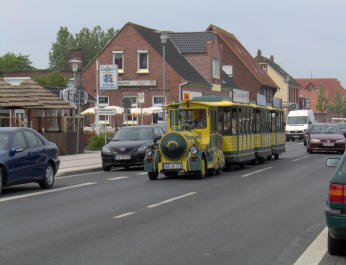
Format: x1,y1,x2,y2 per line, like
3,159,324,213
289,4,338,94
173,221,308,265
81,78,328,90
190,146,198,159
145,147,153,156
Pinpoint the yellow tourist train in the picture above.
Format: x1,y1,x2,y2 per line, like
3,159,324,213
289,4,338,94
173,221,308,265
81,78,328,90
144,95,285,180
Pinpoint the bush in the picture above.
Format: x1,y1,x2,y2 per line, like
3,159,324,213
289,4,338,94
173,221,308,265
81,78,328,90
88,133,114,150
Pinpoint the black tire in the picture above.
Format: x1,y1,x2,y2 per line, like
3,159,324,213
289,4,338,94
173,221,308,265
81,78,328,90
39,163,55,189
103,165,111,171
328,232,344,255
274,153,279,160
196,158,207,179
266,155,272,161
307,146,312,154
148,172,158,180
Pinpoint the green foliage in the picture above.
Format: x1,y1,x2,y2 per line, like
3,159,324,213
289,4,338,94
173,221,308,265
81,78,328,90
0,52,35,70
343,96,346,117
49,27,74,69
33,71,69,87
49,26,117,70
316,82,329,112
88,133,114,150
331,87,343,114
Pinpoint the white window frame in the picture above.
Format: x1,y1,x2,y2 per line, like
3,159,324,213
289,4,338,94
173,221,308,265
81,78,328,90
261,64,267,73
137,50,149,72
212,58,220,79
152,95,164,107
112,51,124,73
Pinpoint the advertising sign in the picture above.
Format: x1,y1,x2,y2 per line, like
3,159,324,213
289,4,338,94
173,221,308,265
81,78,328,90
99,65,118,90
233,89,249,103
273,97,282,109
99,96,109,107
257,93,267,106
98,109,116,115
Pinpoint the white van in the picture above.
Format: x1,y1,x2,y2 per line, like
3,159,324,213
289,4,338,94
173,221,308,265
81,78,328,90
285,110,315,141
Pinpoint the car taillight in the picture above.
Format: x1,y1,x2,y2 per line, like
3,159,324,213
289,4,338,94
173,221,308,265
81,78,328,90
329,184,344,203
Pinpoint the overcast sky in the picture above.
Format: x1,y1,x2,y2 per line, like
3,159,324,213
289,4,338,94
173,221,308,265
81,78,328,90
1,0,345,86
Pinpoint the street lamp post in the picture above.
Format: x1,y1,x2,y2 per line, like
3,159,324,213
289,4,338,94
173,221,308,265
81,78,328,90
160,31,169,120
69,59,82,153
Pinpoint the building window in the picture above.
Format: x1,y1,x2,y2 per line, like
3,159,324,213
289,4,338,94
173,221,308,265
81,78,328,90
261,64,267,73
0,109,10,127
112,51,124,72
152,96,163,106
137,50,148,71
212,58,220,78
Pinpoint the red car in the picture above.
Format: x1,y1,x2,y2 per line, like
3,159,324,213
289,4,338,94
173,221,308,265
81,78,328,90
306,124,345,154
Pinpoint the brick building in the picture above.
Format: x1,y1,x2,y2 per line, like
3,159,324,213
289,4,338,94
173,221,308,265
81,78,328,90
81,22,279,126
296,78,345,121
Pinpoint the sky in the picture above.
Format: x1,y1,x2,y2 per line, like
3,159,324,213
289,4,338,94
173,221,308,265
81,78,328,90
1,0,345,86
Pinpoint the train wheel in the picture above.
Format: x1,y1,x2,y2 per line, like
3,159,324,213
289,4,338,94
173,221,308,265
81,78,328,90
196,158,206,179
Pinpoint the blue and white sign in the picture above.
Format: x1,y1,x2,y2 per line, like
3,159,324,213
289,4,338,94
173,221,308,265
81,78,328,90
273,97,282,109
100,65,118,90
257,93,267,106
233,89,249,103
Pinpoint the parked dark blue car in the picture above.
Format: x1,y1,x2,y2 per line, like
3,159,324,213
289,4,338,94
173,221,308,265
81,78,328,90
0,127,60,194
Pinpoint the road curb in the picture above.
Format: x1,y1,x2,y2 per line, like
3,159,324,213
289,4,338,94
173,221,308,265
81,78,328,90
56,167,103,177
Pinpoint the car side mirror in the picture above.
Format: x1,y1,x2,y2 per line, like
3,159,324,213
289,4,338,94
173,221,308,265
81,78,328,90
326,158,340,167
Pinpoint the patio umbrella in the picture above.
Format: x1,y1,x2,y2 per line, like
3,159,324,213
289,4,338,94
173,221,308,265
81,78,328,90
105,105,124,114
81,107,95,115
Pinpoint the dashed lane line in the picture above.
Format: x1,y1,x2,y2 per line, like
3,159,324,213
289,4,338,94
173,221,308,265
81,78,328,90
241,167,273,178
147,192,197,208
57,171,104,179
106,176,129,181
0,182,97,203
136,172,148,175
292,156,310,162
293,227,327,265
113,212,135,219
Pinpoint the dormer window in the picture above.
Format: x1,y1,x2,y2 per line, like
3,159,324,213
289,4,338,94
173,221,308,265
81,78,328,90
261,64,267,73
212,58,220,79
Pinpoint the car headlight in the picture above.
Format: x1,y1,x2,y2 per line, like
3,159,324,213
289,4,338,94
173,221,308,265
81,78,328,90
145,147,153,156
138,145,149,152
336,139,345,143
102,146,111,153
190,146,198,154
310,139,321,143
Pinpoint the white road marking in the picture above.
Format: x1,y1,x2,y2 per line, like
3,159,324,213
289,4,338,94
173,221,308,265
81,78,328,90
106,176,128,181
292,156,310,162
0,182,97,203
241,167,273,178
136,172,147,175
57,171,104,179
293,227,327,265
147,192,197,208
112,212,135,219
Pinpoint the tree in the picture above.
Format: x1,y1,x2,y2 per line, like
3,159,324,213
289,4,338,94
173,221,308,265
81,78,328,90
0,52,35,70
331,87,343,116
33,71,69,88
49,27,74,69
49,26,116,69
316,82,329,122
342,96,346,117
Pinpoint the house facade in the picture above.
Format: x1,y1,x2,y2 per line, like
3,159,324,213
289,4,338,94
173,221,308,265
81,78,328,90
296,78,345,121
255,49,300,112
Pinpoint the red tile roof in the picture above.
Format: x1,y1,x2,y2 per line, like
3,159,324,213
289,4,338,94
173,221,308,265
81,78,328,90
297,78,345,113
208,25,278,89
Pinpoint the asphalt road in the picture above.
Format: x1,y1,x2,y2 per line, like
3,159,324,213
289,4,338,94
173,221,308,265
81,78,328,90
0,142,345,265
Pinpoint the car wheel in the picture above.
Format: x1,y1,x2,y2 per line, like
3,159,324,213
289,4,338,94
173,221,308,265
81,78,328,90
102,165,111,171
196,158,207,179
148,172,158,180
39,163,55,189
328,232,344,255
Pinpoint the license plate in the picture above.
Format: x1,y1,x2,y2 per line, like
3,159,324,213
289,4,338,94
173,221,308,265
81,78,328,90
322,143,334,147
163,163,182,169
115,155,131,160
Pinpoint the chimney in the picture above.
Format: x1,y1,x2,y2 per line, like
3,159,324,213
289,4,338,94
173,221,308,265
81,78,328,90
270,55,274,62
257,49,262,58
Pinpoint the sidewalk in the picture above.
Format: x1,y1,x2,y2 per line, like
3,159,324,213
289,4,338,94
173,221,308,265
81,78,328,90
57,151,103,176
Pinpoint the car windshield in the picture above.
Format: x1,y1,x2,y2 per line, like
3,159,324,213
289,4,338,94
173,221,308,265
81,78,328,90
311,125,340,134
0,132,10,150
337,124,346,130
287,116,307,125
112,127,153,141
